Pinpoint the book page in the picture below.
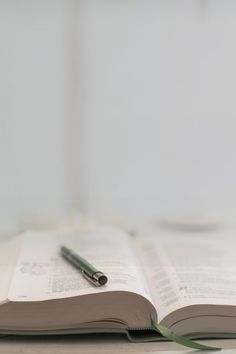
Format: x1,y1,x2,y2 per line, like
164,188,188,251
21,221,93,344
0,236,22,303
8,227,153,303
137,228,236,321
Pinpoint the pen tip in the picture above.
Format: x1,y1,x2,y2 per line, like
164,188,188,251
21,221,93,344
98,274,108,285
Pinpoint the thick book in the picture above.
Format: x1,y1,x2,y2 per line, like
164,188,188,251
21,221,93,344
0,226,235,343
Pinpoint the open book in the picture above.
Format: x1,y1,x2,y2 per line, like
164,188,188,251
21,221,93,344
0,226,236,343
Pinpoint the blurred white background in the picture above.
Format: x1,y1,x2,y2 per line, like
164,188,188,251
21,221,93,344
1,0,236,235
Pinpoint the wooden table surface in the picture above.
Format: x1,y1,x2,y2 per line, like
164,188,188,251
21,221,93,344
0,334,236,354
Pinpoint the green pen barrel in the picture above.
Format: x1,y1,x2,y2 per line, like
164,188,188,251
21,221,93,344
61,246,99,277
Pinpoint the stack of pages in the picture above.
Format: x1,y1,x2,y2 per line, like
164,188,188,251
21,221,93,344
0,226,236,342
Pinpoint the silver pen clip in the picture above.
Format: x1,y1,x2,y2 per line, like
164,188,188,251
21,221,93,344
82,270,100,286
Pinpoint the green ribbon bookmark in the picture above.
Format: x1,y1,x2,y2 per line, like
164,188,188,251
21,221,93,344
151,320,221,351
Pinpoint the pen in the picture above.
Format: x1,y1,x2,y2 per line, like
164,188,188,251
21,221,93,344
60,245,108,286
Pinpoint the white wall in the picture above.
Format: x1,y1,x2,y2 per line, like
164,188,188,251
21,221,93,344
0,0,69,235
1,1,236,234
80,0,236,226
